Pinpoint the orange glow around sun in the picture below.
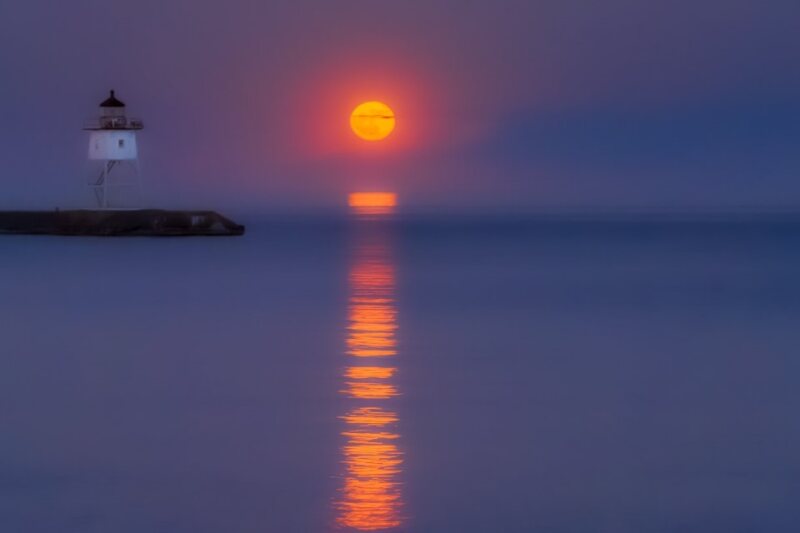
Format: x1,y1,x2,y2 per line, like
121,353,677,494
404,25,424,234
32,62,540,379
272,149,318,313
350,101,396,141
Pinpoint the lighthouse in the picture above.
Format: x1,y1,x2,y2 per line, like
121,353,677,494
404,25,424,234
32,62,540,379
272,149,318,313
0,89,243,236
83,90,143,208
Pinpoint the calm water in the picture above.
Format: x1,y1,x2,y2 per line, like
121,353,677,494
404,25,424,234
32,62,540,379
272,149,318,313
1,213,800,532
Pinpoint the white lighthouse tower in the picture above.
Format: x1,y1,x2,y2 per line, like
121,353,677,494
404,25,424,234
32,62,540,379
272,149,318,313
84,90,143,208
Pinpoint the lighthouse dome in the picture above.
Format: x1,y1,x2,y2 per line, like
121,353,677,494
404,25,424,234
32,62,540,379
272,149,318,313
99,90,126,120
83,89,143,131
100,90,125,108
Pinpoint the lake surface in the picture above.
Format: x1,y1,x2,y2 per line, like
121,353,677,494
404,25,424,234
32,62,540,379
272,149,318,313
1,212,799,532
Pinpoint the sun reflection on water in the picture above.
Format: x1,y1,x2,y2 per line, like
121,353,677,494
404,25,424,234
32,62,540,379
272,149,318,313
335,206,404,531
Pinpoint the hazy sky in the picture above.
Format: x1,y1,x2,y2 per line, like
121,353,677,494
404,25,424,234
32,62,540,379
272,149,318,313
0,0,798,210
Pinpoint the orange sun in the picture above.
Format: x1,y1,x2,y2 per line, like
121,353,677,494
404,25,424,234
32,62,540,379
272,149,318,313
350,101,395,141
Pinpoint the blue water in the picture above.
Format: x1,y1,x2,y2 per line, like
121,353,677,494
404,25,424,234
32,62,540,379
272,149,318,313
1,213,799,532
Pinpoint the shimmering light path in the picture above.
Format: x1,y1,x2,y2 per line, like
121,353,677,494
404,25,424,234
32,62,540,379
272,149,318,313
335,207,404,531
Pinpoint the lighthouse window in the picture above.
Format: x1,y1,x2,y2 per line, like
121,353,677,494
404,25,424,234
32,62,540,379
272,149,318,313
118,139,125,148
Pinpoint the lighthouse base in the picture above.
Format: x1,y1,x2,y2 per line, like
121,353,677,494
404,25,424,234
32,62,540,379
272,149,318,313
0,209,245,237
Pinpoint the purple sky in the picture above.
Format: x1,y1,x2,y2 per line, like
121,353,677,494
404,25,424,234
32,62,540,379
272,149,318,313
0,0,798,210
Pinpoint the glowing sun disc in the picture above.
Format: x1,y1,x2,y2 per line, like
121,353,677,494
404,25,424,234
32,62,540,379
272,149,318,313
350,101,395,141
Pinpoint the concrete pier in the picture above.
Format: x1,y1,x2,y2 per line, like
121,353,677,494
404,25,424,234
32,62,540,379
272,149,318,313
0,209,245,236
